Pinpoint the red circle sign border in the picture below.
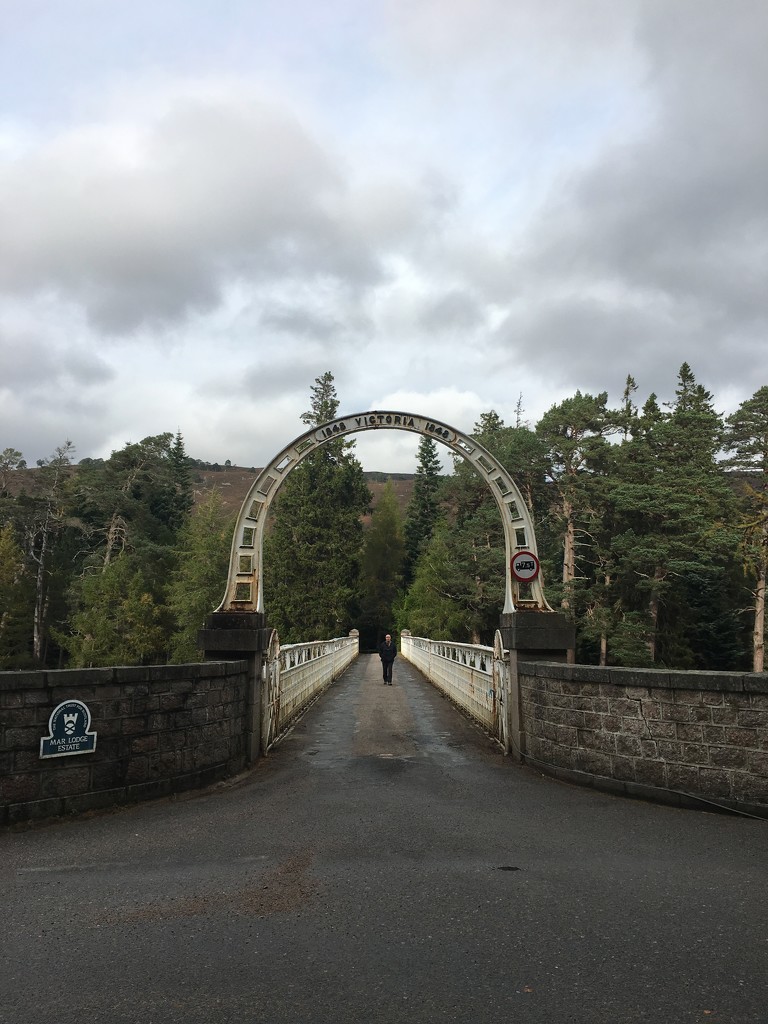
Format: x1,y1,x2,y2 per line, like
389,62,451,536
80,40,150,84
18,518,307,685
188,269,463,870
510,550,540,582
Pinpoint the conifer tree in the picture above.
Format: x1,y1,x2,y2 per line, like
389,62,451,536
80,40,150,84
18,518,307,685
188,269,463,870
166,490,234,662
54,555,166,667
724,385,768,670
403,435,442,585
535,391,616,613
358,479,405,648
263,372,370,642
610,365,740,666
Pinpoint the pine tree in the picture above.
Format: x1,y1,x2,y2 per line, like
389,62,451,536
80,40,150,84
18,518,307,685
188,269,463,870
610,365,740,667
166,490,234,662
54,554,166,667
358,479,406,648
403,435,442,585
724,385,768,670
0,522,33,668
535,391,616,613
263,372,371,642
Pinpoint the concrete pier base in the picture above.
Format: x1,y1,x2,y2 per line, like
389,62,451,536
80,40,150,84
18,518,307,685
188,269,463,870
199,611,270,764
499,610,575,762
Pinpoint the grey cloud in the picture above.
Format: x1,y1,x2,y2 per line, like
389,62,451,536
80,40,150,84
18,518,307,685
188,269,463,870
418,289,485,334
1,330,114,390
506,0,768,400
0,95,389,333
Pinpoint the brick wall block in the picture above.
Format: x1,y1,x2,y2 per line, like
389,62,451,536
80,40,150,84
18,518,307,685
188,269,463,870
615,735,643,758
725,727,758,746
611,755,636,780
709,747,749,771
640,700,662,720
5,727,41,747
160,692,188,711
159,729,188,752
549,693,574,709
574,749,612,776
23,690,50,706
41,767,91,798
647,721,677,740
702,725,727,745
702,693,725,706
662,704,694,723
581,711,604,731
697,768,733,798
125,756,149,782
131,735,159,754
621,718,648,737
667,764,701,792
710,705,740,725
676,723,704,742
122,715,148,735
92,762,127,789
738,710,768,729
674,689,705,706
578,730,616,753
1,773,41,802
657,740,685,762
748,752,768,777
609,698,642,717
732,774,768,802
634,760,667,787
555,725,578,747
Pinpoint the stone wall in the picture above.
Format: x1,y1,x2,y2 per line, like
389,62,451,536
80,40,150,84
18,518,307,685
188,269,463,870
518,662,768,816
0,661,250,825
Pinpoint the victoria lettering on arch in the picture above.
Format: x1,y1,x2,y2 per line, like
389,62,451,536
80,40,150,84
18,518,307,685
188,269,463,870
218,410,552,615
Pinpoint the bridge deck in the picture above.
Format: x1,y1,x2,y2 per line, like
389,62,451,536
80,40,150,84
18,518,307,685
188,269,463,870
3,654,766,1023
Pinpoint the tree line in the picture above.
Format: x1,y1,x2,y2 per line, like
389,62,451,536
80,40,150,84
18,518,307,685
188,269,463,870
1,367,766,672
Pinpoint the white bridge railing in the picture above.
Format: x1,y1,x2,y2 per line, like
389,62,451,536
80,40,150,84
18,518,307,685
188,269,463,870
262,631,359,752
400,631,509,749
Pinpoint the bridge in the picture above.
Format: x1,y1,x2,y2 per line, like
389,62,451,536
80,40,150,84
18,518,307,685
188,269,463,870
3,649,767,1023
2,410,768,1020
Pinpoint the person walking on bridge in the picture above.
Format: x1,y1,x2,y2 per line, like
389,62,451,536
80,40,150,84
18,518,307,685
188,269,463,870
379,633,397,685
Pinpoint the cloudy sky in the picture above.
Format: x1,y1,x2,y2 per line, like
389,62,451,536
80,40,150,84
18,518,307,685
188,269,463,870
1,0,766,473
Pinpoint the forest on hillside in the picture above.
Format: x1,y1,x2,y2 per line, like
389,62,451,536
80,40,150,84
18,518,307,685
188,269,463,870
1,367,767,672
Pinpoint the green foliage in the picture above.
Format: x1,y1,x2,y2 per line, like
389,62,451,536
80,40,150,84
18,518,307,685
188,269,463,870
264,372,371,642
0,523,35,668
358,479,405,648
0,366,761,671
403,435,442,584
166,490,234,662
54,554,167,667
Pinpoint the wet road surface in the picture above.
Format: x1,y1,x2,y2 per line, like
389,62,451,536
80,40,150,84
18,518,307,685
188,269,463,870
2,654,767,1023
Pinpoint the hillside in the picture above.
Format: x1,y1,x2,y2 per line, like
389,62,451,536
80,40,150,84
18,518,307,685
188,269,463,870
192,465,416,521
2,462,417,521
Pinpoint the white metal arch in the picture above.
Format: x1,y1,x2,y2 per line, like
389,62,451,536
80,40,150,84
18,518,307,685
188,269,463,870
217,411,553,615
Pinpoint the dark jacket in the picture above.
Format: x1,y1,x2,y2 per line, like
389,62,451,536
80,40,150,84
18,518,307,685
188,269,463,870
378,639,397,663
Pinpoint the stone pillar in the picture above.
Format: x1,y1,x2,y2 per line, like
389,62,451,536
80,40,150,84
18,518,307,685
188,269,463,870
499,610,575,762
199,612,270,765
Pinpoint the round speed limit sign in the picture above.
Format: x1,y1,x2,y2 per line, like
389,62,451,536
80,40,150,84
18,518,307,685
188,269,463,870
511,550,540,582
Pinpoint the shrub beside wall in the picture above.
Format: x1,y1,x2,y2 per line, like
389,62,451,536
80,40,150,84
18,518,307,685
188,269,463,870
0,661,250,825
519,663,768,816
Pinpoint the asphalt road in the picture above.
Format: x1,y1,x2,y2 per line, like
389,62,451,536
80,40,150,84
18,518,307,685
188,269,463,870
3,654,767,1024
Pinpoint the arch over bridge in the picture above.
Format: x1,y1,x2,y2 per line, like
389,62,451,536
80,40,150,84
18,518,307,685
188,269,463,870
218,411,553,616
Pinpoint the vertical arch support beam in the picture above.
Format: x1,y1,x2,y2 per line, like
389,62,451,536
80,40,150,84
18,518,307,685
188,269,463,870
217,411,554,615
